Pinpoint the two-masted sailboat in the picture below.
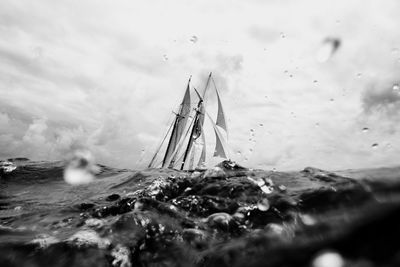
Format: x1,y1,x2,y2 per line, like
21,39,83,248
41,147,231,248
148,73,229,170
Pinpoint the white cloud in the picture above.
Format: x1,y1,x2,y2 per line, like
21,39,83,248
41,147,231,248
0,0,399,170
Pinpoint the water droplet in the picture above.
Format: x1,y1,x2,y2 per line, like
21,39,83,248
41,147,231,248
393,83,399,91
259,123,264,127
316,38,341,62
284,70,288,74
356,73,362,78
289,74,293,78
280,32,286,38
330,98,334,102
272,168,276,172
278,185,286,191
313,80,318,83
249,148,253,152
312,251,344,267
301,214,316,226
371,143,379,149
189,35,198,43
236,151,242,156
362,127,369,133
250,129,254,132
162,54,168,61
257,198,270,211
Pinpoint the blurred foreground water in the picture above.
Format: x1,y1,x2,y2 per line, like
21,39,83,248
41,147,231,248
1,159,400,267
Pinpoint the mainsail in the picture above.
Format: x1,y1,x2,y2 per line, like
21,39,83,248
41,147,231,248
161,78,191,167
180,97,205,170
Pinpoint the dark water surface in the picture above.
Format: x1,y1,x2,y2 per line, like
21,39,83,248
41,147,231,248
1,160,400,267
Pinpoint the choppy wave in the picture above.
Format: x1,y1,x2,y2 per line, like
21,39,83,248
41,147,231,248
1,160,400,267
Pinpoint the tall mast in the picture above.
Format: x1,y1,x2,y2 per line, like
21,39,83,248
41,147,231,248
180,73,212,170
180,98,203,170
161,77,191,167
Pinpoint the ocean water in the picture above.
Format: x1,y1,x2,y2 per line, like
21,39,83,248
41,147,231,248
1,159,400,267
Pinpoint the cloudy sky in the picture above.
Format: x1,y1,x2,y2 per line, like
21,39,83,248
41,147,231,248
0,0,399,171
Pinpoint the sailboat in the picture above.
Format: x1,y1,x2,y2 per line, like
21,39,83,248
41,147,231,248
148,73,229,170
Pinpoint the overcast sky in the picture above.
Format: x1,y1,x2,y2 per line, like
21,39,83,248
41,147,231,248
0,0,399,171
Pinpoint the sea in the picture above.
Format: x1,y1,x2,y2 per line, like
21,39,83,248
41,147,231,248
1,158,400,267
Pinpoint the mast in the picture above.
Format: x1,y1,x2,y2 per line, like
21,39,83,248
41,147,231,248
180,98,203,170
180,73,212,170
161,77,191,168
168,112,196,168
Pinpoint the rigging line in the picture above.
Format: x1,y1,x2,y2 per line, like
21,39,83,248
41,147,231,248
148,120,174,168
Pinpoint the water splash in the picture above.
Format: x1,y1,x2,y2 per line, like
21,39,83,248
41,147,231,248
63,150,99,185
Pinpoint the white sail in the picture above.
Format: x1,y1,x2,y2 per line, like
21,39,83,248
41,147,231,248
197,131,206,168
188,146,195,170
162,79,191,167
149,73,229,170
168,112,196,168
206,112,229,159
215,88,227,135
